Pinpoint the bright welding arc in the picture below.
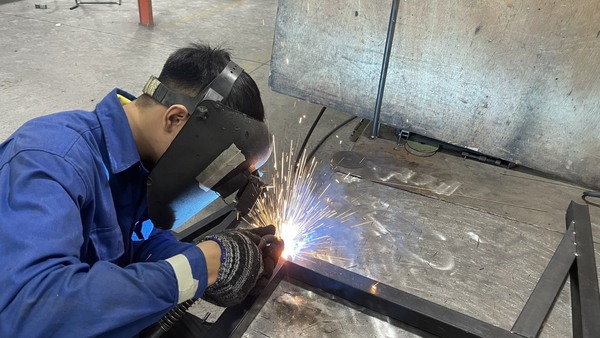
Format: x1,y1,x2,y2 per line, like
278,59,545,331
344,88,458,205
244,140,339,261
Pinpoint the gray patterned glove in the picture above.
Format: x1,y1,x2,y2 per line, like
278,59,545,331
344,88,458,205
243,225,284,297
201,230,264,307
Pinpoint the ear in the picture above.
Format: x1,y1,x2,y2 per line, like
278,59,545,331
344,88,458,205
163,104,189,133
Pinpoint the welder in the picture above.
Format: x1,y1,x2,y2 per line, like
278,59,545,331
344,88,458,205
0,44,283,337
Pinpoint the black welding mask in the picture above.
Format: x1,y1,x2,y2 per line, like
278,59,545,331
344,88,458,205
143,61,271,230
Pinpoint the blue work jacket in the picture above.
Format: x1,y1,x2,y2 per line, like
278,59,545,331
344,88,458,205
0,89,208,337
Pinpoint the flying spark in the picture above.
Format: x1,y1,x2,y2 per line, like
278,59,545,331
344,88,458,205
245,141,346,263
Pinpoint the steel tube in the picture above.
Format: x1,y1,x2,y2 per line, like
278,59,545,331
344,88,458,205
205,260,287,338
371,0,400,139
566,202,600,338
286,258,515,338
511,224,576,338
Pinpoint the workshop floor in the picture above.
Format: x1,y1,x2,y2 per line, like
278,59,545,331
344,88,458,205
1,1,598,337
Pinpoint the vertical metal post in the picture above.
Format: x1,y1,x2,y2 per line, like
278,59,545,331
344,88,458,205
371,0,400,139
138,0,154,27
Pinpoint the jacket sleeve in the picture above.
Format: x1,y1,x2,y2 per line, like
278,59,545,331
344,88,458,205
0,151,209,338
133,226,198,263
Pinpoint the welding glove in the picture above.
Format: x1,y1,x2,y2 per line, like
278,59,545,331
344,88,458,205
201,225,284,307
242,225,285,297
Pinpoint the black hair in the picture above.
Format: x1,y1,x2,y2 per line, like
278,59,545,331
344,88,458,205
150,43,265,121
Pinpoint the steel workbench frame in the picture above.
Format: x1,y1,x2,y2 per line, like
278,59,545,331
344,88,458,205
181,201,599,338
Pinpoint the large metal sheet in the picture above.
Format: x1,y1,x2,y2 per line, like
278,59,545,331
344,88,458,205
239,167,595,338
185,136,600,337
269,0,600,189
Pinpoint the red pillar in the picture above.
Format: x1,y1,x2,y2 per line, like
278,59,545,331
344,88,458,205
138,0,154,27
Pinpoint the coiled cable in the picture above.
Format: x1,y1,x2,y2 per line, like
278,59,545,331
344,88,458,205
140,298,207,338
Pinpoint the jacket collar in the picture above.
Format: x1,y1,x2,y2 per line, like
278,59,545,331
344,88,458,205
96,88,143,174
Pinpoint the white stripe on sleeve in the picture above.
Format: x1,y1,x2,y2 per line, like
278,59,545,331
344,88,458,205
165,254,199,304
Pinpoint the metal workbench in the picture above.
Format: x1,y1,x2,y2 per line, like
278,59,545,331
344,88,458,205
183,135,600,338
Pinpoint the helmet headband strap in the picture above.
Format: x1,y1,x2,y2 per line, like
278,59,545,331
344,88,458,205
142,61,243,116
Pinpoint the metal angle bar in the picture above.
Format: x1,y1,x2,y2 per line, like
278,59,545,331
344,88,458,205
206,260,287,338
570,260,582,338
510,224,576,338
175,205,238,242
286,258,515,338
351,119,371,142
567,201,600,338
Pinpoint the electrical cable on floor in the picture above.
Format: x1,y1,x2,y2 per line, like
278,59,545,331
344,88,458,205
306,116,357,164
292,105,358,168
296,106,327,168
582,191,600,208
583,191,600,198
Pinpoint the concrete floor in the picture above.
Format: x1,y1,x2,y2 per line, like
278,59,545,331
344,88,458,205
0,0,355,158
1,1,599,338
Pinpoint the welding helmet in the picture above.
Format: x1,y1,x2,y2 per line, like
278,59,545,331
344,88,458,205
143,61,272,230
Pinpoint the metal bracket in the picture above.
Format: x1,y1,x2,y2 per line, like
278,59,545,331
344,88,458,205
395,128,410,148
398,129,410,141
202,201,599,338
350,119,371,142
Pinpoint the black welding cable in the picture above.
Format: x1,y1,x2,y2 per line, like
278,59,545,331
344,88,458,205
140,298,201,338
306,116,357,164
296,106,327,168
583,191,600,198
582,191,600,208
